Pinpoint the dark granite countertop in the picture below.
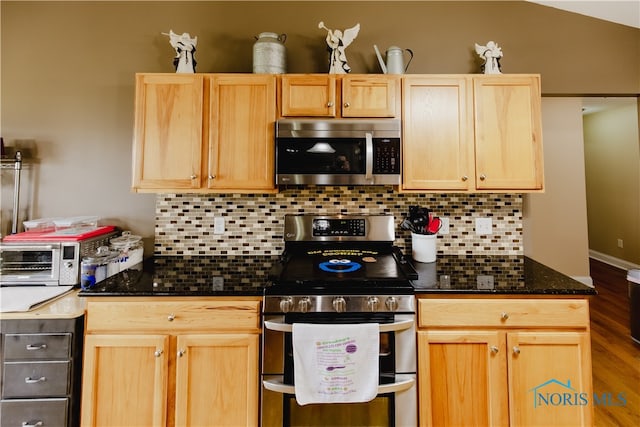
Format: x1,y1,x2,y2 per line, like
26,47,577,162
411,255,596,295
78,255,279,297
78,255,596,297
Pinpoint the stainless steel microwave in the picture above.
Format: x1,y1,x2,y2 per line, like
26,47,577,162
275,119,401,185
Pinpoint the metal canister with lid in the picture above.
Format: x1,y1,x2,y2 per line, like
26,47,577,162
110,231,144,271
81,246,119,290
253,32,286,74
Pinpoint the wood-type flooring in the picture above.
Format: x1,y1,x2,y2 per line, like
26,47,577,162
589,258,639,426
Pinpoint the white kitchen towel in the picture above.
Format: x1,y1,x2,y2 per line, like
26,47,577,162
0,286,73,312
292,323,379,405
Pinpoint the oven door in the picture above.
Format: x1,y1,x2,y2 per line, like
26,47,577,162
0,244,61,286
261,313,417,427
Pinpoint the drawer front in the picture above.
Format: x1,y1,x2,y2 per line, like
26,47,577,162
86,299,261,332
418,298,589,328
1,398,68,427
3,333,72,360
2,361,70,398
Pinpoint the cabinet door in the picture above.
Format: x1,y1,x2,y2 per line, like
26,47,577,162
280,75,337,117
402,76,474,191
80,334,169,427
418,330,509,426
507,331,593,427
207,75,276,191
132,73,204,190
174,334,260,427
342,76,399,117
473,75,544,190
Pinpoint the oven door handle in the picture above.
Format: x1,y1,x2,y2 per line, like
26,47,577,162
365,132,374,181
263,375,415,395
264,318,414,333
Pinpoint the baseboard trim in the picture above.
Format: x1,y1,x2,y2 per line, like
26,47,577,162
589,250,640,271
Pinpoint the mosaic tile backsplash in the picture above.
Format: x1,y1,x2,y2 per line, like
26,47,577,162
155,187,523,256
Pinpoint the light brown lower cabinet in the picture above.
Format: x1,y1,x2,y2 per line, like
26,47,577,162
80,298,261,427
417,298,593,426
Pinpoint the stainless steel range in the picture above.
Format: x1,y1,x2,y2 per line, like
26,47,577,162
261,214,417,427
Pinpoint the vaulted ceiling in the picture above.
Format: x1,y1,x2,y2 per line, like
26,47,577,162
526,1,640,29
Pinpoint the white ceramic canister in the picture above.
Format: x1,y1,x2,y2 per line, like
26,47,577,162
411,232,437,263
253,32,286,74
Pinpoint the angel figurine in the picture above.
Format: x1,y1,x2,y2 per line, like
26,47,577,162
318,21,360,74
475,41,503,74
163,30,198,73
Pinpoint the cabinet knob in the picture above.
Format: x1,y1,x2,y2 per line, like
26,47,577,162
190,174,197,180
208,175,216,180
167,313,175,322
154,349,163,358
461,176,468,182
343,102,350,108
513,346,521,355
479,174,486,181
490,345,499,354
500,312,509,321
327,101,334,107
178,349,186,357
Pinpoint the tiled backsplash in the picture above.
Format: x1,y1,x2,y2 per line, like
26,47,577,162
155,187,523,256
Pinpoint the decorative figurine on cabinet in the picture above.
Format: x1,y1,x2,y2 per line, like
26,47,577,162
163,30,198,73
318,21,360,74
475,40,503,74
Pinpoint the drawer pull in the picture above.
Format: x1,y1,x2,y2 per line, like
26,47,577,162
22,421,43,427
500,312,509,321
24,376,46,384
26,344,47,351
490,345,499,354
154,350,163,358
513,346,521,355
167,314,175,322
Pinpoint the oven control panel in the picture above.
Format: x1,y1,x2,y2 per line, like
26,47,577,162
284,215,395,242
313,218,365,237
263,295,415,314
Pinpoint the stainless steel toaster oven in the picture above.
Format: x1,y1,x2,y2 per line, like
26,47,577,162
0,226,117,286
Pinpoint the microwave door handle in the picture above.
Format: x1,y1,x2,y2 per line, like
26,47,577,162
365,132,373,181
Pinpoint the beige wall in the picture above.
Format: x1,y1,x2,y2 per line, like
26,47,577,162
583,100,640,266
523,98,591,280
1,1,639,264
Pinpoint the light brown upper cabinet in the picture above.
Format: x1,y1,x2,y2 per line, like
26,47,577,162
279,74,400,118
473,75,544,191
132,73,204,191
132,73,277,193
402,74,544,192
402,76,474,191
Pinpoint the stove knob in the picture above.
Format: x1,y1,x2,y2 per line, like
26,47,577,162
298,297,312,313
280,297,294,313
332,297,347,313
385,297,399,312
366,297,380,312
